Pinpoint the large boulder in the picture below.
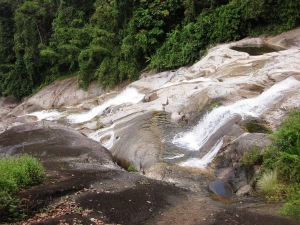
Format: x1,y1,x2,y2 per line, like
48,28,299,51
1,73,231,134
267,26,300,49
214,133,271,194
0,121,116,170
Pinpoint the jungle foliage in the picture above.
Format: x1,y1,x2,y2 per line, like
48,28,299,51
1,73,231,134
0,155,45,222
254,110,300,221
0,0,299,98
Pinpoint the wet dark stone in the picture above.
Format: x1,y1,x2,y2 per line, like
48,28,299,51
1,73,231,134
0,121,115,170
2,95,19,106
209,180,233,198
240,118,271,133
230,45,285,56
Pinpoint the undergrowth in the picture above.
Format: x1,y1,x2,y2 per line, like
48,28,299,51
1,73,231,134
240,145,263,166
127,163,137,172
0,154,45,223
253,110,300,222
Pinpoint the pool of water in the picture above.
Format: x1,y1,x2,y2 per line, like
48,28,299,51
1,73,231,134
231,45,285,56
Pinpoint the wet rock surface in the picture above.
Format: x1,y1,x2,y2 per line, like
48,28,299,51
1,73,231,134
209,180,233,198
0,121,298,224
213,133,271,194
1,28,300,224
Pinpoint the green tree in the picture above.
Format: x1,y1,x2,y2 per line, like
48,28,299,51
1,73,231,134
1,0,57,98
0,1,15,93
41,0,94,78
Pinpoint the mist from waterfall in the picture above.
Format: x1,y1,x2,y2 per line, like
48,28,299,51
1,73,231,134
173,76,300,153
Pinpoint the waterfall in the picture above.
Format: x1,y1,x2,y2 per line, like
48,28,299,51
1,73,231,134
179,139,223,168
173,76,300,152
67,87,144,124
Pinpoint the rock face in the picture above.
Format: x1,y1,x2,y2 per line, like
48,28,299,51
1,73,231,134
1,27,300,196
1,28,300,224
0,96,19,116
267,26,300,49
8,78,106,116
214,133,271,195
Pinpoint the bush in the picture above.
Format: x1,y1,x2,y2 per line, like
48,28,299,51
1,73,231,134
279,184,300,222
127,163,137,172
269,110,300,156
0,155,45,222
276,152,300,183
260,110,300,222
0,155,45,192
262,110,300,183
257,170,280,196
240,145,263,166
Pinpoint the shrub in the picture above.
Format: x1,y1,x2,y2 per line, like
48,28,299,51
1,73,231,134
257,170,279,196
269,110,300,156
240,145,263,166
0,155,44,192
0,155,45,222
0,191,26,222
127,163,137,172
275,152,300,183
260,110,300,221
278,184,300,222
262,110,300,183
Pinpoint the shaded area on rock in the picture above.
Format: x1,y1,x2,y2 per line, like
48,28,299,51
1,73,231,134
240,118,271,133
230,44,285,55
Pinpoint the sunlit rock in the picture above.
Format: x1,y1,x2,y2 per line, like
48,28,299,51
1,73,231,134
1,27,300,195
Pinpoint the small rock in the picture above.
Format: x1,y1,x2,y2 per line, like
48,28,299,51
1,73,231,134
236,184,252,196
209,180,233,198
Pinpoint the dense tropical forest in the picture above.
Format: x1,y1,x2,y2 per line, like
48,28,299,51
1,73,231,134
0,0,299,99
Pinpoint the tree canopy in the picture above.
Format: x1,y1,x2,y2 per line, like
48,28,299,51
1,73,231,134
0,0,299,98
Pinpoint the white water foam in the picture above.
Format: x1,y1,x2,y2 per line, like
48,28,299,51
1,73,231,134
67,87,144,124
173,76,300,151
26,110,62,121
164,154,185,160
180,139,223,168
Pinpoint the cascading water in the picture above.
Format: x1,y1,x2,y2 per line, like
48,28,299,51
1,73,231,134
26,110,62,121
67,87,144,124
180,139,223,168
173,76,300,167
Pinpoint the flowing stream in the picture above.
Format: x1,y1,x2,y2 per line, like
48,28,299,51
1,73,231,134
24,76,300,169
26,109,62,121
67,87,144,124
172,76,300,167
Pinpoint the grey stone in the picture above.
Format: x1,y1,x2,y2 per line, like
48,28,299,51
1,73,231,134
209,180,233,198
